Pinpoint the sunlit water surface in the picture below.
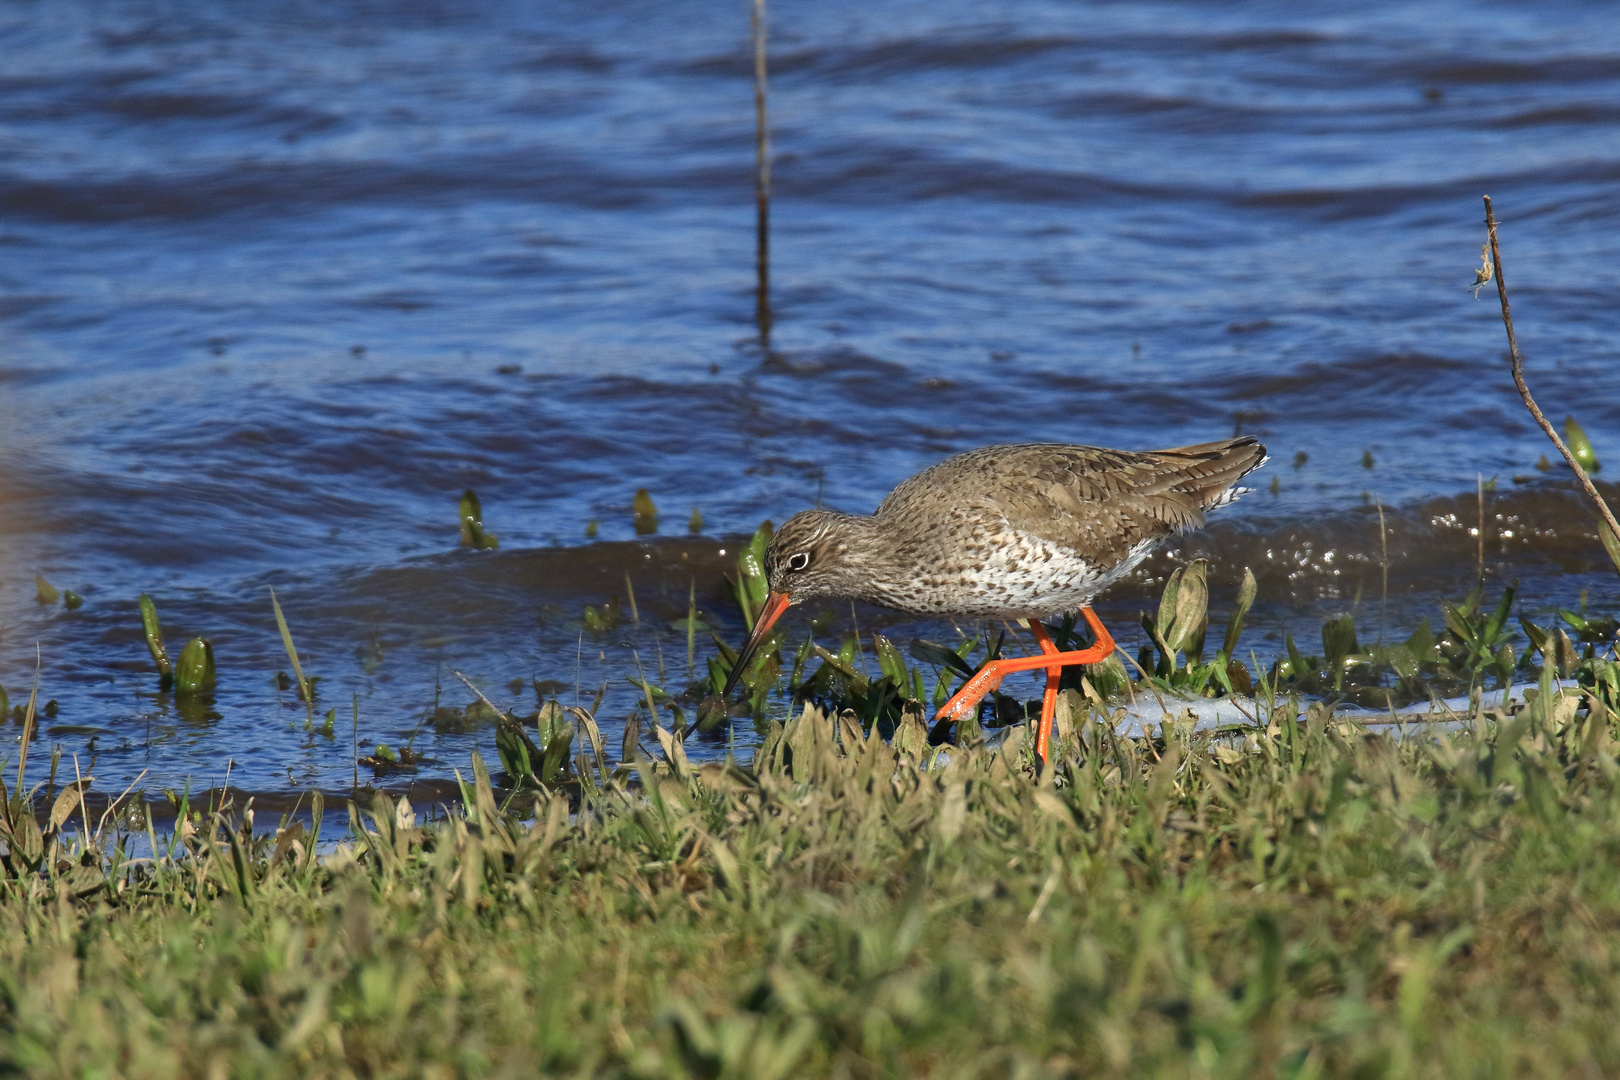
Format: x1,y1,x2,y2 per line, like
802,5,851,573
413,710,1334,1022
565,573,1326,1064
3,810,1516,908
1,0,1618,799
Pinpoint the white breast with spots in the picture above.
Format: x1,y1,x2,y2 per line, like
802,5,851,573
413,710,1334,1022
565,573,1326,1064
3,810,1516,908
944,532,1158,620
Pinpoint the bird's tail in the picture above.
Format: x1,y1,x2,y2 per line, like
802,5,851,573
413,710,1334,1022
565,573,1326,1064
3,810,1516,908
1149,436,1268,512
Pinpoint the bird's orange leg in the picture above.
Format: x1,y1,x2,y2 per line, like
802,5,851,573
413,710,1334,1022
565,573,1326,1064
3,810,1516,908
931,607,1116,760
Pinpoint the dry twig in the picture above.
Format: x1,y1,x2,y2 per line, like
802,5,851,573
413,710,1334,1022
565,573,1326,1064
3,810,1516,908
1483,195,1620,571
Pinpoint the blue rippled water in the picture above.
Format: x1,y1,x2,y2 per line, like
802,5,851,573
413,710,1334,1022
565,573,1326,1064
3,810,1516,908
1,0,1617,799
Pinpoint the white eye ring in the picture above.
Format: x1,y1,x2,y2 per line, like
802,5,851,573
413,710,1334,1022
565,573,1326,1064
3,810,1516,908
786,552,810,571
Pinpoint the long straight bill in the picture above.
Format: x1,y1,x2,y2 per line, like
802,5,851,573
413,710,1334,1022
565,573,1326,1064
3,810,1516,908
722,590,791,698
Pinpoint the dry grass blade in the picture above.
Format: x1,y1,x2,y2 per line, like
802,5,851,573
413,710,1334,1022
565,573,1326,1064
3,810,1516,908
269,587,313,714
15,645,40,796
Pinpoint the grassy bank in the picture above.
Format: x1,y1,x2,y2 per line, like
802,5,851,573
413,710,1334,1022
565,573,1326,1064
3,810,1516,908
5,675,1620,1078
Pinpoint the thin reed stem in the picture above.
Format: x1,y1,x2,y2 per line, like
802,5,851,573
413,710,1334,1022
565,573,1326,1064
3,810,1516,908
15,646,39,797
687,579,697,673
752,0,771,343
1376,495,1389,643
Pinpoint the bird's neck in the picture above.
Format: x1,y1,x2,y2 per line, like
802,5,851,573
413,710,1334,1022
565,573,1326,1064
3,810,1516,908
821,512,915,604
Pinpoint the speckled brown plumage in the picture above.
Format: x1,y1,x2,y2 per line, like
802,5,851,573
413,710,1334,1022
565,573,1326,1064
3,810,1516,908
762,436,1266,620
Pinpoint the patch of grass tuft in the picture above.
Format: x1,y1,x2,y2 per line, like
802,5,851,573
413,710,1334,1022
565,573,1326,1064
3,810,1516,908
6,683,1620,1075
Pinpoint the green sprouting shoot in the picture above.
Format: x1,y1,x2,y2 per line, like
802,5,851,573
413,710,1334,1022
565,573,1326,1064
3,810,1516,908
632,488,658,535
175,637,216,696
459,489,500,549
1566,415,1601,473
138,593,174,689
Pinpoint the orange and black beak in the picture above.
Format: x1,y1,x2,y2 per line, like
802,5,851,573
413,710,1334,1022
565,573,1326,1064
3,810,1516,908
721,590,792,699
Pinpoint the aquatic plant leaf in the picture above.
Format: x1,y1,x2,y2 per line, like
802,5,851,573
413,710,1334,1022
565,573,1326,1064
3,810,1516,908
708,630,739,668
632,488,658,535
787,635,813,691
494,720,538,785
63,590,83,610
1440,598,1478,651
1602,521,1620,579
1494,642,1517,678
871,634,909,685
1158,560,1209,657
1283,632,1309,679
584,596,621,633
1552,628,1579,678
1386,643,1419,680
137,593,174,688
1220,567,1258,659
704,656,730,696
1322,615,1358,682
1471,582,1517,665
908,639,975,678
811,643,864,684
35,575,58,605
1519,616,1549,654
733,520,773,620
1222,657,1254,696
0,683,7,719
746,654,782,715
1154,564,1184,648
1457,577,1485,619
175,637,216,695
1406,618,1435,663
538,719,574,783
1565,416,1601,473
622,676,670,701
689,506,704,533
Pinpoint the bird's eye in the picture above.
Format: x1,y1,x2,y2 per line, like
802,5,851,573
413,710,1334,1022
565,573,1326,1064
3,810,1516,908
786,552,811,572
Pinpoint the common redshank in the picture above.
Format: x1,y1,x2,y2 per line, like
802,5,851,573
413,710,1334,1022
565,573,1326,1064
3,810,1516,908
722,436,1267,761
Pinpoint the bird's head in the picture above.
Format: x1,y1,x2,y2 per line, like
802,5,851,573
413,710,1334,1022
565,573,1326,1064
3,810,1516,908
721,509,868,698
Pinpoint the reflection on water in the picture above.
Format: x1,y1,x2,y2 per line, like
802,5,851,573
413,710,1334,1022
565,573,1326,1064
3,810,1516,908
0,0,1618,797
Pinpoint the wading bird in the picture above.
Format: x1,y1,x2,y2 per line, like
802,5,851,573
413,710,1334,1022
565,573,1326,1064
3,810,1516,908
722,437,1266,761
